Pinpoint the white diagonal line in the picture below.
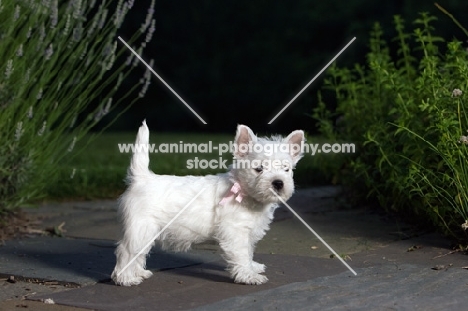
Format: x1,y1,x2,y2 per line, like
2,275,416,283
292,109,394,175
269,188,357,276
116,188,206,277
268,37,356,124
118,36,207,124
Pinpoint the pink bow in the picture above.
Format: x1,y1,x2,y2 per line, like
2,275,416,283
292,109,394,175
219,182,243,205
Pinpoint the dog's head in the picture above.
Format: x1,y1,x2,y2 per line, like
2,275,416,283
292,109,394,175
230,125,304,204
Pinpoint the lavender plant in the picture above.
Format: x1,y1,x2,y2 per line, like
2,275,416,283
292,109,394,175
313,12,468,240
0,0,155,214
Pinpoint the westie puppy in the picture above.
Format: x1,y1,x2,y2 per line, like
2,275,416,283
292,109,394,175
111,121,304,286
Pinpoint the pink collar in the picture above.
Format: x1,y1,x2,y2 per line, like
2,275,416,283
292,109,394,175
219,182,243,205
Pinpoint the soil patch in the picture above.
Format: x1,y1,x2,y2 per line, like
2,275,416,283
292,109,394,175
0,210,43,242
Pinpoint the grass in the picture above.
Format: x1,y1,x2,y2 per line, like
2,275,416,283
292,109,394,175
44,131,337,201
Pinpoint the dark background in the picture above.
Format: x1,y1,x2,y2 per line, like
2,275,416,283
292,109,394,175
104,0,467,135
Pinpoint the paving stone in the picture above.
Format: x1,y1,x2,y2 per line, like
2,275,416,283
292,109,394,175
1,186,466,310
194,264,468,311
0,237,220,286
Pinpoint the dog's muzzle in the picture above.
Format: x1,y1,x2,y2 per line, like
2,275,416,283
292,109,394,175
271,180,284,191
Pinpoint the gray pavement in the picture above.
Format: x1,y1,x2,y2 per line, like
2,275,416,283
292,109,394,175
1,186,467,310
193,264,468,311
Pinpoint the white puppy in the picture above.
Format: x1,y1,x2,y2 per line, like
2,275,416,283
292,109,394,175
112,122,304,286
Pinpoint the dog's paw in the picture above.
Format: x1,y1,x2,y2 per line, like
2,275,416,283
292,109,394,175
113,275,144,286
139,269,153,279
234,272,268,285
251,261,266,274
111,269,153,286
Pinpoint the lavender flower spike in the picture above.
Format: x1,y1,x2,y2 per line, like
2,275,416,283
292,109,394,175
38,121,47,136
15,121,24,141
45,44,54,60
5,59,13,79
145,19,156,43
14,5,20,21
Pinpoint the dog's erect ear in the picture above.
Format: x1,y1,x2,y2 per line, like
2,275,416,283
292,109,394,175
234,125,257,158
284,130,305,164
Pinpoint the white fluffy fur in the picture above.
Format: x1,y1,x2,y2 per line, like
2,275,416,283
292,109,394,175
111,122,304,286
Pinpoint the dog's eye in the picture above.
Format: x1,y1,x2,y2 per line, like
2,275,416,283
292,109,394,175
254,166,263,173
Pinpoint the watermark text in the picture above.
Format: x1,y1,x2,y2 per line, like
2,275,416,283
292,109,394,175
118,141,355,156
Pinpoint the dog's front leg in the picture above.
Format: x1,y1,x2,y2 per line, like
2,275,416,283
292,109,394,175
249,242,266,274
218,229,268,285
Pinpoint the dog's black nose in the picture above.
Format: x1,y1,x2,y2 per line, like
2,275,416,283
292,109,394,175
272,180,284,191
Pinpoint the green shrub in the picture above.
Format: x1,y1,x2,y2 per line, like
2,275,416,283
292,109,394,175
0,0,155,214
313,12,468,240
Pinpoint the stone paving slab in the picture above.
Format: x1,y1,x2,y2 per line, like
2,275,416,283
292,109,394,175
2,186,467,310
30,231,468,310
0,237,220,286
31,254,344,311
0,277,76,305
194,233,468,310
194,263,468,311
0,299,90,311
26,200,119,241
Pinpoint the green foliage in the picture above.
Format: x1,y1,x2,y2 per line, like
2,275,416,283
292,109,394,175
313,12,468,240
0,0,155,214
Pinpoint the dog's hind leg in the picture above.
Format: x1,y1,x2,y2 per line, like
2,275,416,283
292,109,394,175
111,219,158,286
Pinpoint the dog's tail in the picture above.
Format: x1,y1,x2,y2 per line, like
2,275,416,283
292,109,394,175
128,120,151,179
